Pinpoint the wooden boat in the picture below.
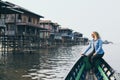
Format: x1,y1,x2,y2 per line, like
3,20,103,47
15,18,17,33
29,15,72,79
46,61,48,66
65,55,116,80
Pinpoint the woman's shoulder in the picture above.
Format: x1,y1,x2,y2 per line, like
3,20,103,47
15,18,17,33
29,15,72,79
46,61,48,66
98,39,103,41
97,39,103,43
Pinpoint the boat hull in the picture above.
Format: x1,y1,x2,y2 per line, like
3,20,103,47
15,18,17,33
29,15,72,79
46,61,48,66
65,56,116,80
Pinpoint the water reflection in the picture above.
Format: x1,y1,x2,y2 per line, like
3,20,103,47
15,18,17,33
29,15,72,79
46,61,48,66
0,45,83,80
1,44,120,80
26,46,82,80
0,52,40,80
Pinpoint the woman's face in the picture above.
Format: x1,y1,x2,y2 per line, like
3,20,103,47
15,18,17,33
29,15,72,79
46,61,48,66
91,33,95,39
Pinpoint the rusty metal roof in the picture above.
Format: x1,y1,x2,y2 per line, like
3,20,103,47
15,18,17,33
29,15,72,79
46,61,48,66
0,1,23,14
4,1,44,18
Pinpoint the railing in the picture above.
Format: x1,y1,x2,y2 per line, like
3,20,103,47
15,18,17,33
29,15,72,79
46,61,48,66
65,56,116,80
16,22,42,28
65,56,88,80
5,31,15,36
95,59,115,80
0,18,6,27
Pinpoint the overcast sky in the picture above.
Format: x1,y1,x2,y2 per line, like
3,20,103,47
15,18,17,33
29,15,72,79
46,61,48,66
3,0,120,43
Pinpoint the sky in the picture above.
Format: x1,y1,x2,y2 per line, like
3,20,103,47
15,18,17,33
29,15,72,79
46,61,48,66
2,0,120,43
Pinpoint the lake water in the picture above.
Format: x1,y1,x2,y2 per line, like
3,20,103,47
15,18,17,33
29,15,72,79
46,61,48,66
0,44,120,80
103,43,120,72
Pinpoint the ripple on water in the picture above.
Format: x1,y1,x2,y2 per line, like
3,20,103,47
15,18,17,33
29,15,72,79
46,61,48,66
21,45,83,80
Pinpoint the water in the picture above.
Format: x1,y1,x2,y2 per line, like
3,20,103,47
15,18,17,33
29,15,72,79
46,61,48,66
0,44,120,80
0,45,83,80
103,43,120,72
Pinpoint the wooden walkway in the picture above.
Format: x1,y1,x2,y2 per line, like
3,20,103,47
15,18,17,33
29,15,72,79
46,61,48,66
86,70,97,80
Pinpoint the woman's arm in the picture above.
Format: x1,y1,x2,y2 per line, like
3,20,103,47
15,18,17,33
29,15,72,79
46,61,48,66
82,42,91,55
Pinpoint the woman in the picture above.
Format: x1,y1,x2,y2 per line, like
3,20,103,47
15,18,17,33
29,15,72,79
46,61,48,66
82,31,104,70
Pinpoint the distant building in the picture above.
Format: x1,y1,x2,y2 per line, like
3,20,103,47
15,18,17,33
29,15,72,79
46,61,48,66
59,28,73,42
0,1,49,49
3,2,46,37
0,0,23,36
0,0,89,49
73,32,83,37
72,32,83,42
82,37,89,44
72,32,89,44
39,20,60,40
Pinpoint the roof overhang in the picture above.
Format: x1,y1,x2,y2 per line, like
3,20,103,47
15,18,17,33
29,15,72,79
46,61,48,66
0,7,23,14
14,8,44,18
0,0,11,6
0,1,23,14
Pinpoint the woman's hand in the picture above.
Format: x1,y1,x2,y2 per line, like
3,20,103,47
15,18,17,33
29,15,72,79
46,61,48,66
81,53,85,56
80,53,84,55
93,53,96,56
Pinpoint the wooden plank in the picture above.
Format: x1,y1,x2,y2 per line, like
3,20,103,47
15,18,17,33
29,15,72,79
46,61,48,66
86,71,97,80
75,63,85,80
98,65,109,80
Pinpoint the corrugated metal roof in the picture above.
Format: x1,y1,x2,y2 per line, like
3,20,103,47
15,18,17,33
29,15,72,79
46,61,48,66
0,1,23,14
4,1,44,18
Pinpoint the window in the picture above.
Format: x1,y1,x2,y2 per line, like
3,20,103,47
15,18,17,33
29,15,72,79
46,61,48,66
23,16,27,23
28,17,31,22
18,14,22,20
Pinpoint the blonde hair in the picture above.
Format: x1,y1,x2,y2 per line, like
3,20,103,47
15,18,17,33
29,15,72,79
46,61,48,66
93,31,101,39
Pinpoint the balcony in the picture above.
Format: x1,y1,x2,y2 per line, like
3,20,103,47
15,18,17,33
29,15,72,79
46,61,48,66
0,19,6,27
5,19,15,23
5,31,15,36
